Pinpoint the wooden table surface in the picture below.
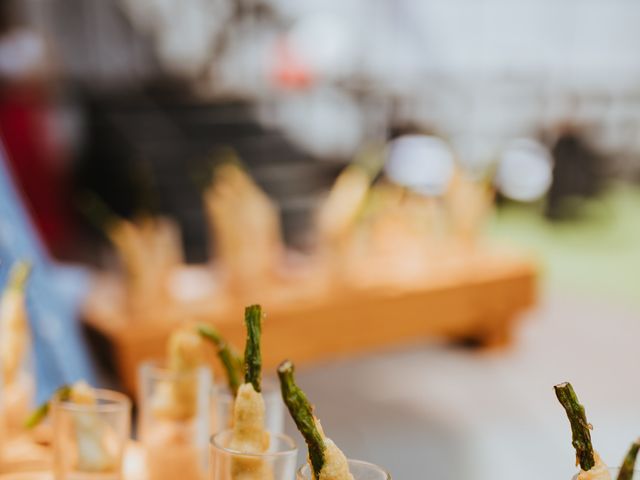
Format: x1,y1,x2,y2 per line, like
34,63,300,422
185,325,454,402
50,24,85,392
83,250,538,394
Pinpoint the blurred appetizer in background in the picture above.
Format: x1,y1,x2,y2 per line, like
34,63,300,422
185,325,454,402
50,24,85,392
82,194,185,320
82,145,536,397
139,325,210,480
1,261,35,434
322,154,496,289
203,156,284,301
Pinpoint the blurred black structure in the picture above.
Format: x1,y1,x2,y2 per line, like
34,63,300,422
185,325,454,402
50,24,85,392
74,85,344,262
546,129,606,220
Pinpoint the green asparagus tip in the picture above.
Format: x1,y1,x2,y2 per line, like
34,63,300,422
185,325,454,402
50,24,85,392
8,261,32,292
554,382,595,472
278,360,289,372
617,439,640,480
244,305,263,393
278,360,325,479
24,384,72,429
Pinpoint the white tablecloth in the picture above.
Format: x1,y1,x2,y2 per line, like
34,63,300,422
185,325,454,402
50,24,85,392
291,292,640,480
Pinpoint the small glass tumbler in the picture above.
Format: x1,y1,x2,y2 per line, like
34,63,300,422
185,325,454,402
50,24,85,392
210,378,284,435
138,361,212,480
297,459,391,480
52,389,131,480
210,429,298,480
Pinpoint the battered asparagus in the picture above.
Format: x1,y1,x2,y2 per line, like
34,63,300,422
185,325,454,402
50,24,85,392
1,261,32,386
228,305,271,480
617,440,640,480
243,305,262,393
555,382,610,480
278,360,353,480
278,360,324,477
197,324,243,395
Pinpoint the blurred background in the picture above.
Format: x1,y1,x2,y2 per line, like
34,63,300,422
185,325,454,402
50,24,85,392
1,0,640,479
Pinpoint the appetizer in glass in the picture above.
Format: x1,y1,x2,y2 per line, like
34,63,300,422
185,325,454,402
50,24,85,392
138,327,212,480
198,323,284,435
555,382,639,480
210,305,298,480
26,381,131,480
278,360,390,480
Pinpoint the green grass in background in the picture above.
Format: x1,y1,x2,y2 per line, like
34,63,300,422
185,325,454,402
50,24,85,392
487,183,640,309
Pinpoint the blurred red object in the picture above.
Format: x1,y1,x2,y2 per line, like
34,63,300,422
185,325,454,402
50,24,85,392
271,37,312,91
0,74,71,256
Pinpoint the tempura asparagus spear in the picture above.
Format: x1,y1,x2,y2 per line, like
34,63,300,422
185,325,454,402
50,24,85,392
555,382,596,471
197,324,243,395
279,360,354,480
1,261,32,386
617,440,640,480
278,360,325,478
229,305,271,479
244,305,262,393
555,382,612,480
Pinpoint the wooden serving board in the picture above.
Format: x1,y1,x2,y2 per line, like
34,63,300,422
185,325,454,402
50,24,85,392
83,252,537,395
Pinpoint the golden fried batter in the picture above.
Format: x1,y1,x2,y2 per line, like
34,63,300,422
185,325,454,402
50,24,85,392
229,383,272,480
577,453,611,480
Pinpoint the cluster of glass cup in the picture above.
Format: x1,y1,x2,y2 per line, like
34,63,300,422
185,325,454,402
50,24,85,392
138,360,391,480
210,433,391,480
14,357,633,480
14,360,388,480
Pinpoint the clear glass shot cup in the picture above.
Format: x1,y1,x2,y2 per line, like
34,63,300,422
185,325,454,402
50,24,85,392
210,429,298,480
210,378,284,435
52,389,131,480
297,459,391,480
137,360,212,480
571,468,637,479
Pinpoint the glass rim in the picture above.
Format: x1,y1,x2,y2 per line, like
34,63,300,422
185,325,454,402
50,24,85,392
297,458,392,479
53,388,131,413
571,467,639,479
211,429,297,458
139,358,211,381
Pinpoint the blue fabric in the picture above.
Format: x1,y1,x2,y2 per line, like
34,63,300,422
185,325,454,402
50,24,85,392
0,145,96,402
